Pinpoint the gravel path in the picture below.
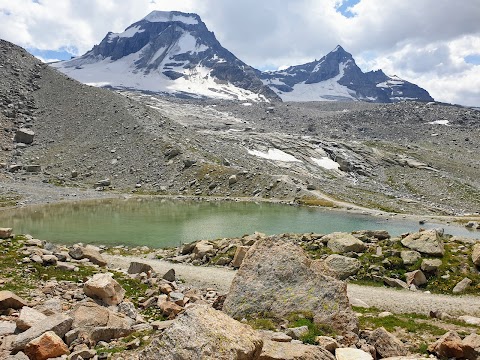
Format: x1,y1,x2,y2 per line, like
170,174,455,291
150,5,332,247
104,254,480,317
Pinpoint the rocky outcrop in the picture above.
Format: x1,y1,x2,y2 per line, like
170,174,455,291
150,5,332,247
223,236,358,342
137,304,263,359
401,230,445,256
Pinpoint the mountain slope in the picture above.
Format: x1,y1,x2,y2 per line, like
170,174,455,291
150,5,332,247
261,46,433,103
51,11,279,102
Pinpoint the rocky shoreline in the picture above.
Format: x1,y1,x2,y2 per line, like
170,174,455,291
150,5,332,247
0,227,479,359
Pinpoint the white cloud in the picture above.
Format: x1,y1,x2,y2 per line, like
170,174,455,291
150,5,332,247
0,0,479,106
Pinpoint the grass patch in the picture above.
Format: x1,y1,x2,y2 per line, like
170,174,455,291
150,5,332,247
298,196,336,208
0,194,21,207
287,312,335,344
247,318,277,331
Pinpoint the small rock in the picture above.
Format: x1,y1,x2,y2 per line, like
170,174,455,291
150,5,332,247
420,258,442,272
452,277,472,293
286,325,309,340
14,128,35,144
405,270,427,287
316,336,339,353
162,268,176,282
368,327,408,358
400,250,421,266
428,330,464,359
335,347,373,360
232,246,249,268
324,232,366,254
16,306,47,331
324,254,361,280
127,261,153,275
0,290,28,310
459,315,480,326
228,174,238,185
472,244,480,267
83,273,125,305
0,227,13,239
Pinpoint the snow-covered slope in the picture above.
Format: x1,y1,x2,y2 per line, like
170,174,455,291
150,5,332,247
52,11,279,102
261,46,433,103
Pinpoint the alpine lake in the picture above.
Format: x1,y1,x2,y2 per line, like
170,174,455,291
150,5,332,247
0,197,478,248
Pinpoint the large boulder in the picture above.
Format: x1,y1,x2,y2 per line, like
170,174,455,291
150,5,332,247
223,236,358,342
71,301,133,329
405,270,427,287
0,291,28,310
368,327,408,358
400,230,445,256
136,304,263,360
324,254,361,280
16,306,47,331
69,245,107,266
259,339,335,359
24,331,69,360
463,333,480,360
12,313,73,351
324,232,366,254
0,227,13,239
428,330,464,359
83,273,125,305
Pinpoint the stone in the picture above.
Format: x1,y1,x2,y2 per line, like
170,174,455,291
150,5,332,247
232,245,249,268
95,178,111,187
88,326,135,344
69,245,107,266
0,227,13,238
335,347,373,360
14,128,35,144
383,277,409,289
83,273,125,305
223,236,358,343
428,330,464,359
324,232,366,254
352,230,391,241
400,230,445,256
368,327,408,358
420,258,442,272
349,298,370,308
405,270,427,287
472,244,480,267
71,301,133,330
459,315,480,326
69,347,96,360
228,174,238,185
5,352,30,360
118,301,138,320
41,254,57,265
24,164,41,173
192,240,215,260
127,261,153,275
12,313,73,351
0,290,28,310
400,251,421,266
24,331,69,360
162,268,175,282
159,301,183,319
463,333,480,360
56,262,77,271
286,325,309,340
0,320,16,336
257,330,292,343
16,306,47,331
452,277,472,293
324,254,361,280
316,336,339,353
137,304,263,360
259,339,335,359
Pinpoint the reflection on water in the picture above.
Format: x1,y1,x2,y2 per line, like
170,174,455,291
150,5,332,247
0,198,477,248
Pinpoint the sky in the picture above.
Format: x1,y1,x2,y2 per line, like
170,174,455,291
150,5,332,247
0,0,479,107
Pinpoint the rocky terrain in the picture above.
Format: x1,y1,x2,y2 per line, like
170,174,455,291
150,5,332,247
1,227,480,359
1,38,480,217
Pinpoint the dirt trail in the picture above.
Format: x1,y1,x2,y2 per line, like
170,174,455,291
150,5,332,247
104,254,480,317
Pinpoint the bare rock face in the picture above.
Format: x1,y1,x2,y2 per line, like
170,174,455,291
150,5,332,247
0,291,28,310
324,232,366,254
259,339,335,359
83,273,125,305
136,304,263,360
367,327,408,358
428,330,464,359
223,236,358,343
401,230,445,256
24,331,69,360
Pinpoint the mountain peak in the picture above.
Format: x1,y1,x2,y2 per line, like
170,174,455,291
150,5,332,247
141,10,201,25
332,45,346,53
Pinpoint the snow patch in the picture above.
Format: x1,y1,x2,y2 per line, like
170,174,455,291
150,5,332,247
248,148,302,162
143,11,199,25
428,120,450,126
311,157,340,170
119,26,145,38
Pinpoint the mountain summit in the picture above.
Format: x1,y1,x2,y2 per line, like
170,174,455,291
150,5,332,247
52,12,432,103
52,11,279,101
261,45,433,102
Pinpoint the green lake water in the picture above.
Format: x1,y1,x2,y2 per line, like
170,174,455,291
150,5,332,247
0,198,478,248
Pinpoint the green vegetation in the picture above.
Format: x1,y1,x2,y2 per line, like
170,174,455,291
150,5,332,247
297,196,336,208
287,312,335,344
0,194,21,207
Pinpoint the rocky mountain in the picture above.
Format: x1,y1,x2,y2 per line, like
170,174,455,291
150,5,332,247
51,11,279,102
261,45,434,102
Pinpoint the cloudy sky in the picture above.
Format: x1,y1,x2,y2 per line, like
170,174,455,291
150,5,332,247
1,0,479,106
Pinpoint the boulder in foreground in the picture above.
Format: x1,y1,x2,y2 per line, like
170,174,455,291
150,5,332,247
223,236,358,343
136,304,263,360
